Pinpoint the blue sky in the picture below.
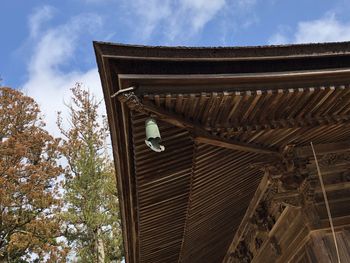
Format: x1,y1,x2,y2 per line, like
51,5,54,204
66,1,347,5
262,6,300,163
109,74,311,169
1,0,350,135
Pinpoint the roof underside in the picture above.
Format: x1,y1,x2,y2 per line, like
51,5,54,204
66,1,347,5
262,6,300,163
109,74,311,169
94,41,350,263
132,112,264,262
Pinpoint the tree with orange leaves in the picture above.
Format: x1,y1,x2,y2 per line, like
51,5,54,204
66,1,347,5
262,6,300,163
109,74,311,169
0,87,67,262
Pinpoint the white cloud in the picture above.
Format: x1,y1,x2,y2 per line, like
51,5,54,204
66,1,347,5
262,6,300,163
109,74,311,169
29,5,55,38
179,0,226,32
22,7,104,137
269,14,350,44
295,15,350,43
130,0,172,39
128,0,256,43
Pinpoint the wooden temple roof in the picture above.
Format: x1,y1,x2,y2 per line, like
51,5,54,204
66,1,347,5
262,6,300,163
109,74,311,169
94,42,350,263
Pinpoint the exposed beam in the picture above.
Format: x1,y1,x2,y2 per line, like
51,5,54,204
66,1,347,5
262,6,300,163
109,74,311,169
118,68,350,92
194,131,278,155
143,104,279,154
110,86,136,98
295,141,350,157
139,89,350,135
119,68,350,81
116,90,279,155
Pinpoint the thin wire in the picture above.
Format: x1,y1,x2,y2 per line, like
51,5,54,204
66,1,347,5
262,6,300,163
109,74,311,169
310,142,341,263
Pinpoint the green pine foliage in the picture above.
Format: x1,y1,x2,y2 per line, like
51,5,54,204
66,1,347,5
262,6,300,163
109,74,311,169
58,84,123,262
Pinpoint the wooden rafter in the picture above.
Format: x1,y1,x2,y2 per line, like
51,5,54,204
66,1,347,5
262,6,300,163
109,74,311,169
223,175,271,262
207,114,350,133
137,84,350,136
116,90,278,155
95,42,350,263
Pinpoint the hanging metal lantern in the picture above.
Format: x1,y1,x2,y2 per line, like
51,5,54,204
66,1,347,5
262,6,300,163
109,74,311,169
145,118,165,152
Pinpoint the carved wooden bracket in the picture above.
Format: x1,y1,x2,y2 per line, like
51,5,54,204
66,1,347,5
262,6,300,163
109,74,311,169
251,202,274,232
319,151,350,166
118,91,145,112
230,240,253,263
229,148,350,262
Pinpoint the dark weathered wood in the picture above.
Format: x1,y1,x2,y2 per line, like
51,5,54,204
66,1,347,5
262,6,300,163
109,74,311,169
223,175,270,262
308,162,350,176
139,88,350,139
94,41,350,263
295,141,350,157
303,231,350,263
118,68,350,92
117,91,279,155
194,132,278,155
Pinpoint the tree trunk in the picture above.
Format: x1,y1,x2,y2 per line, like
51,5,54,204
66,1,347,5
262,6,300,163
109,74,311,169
96,228,105,263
